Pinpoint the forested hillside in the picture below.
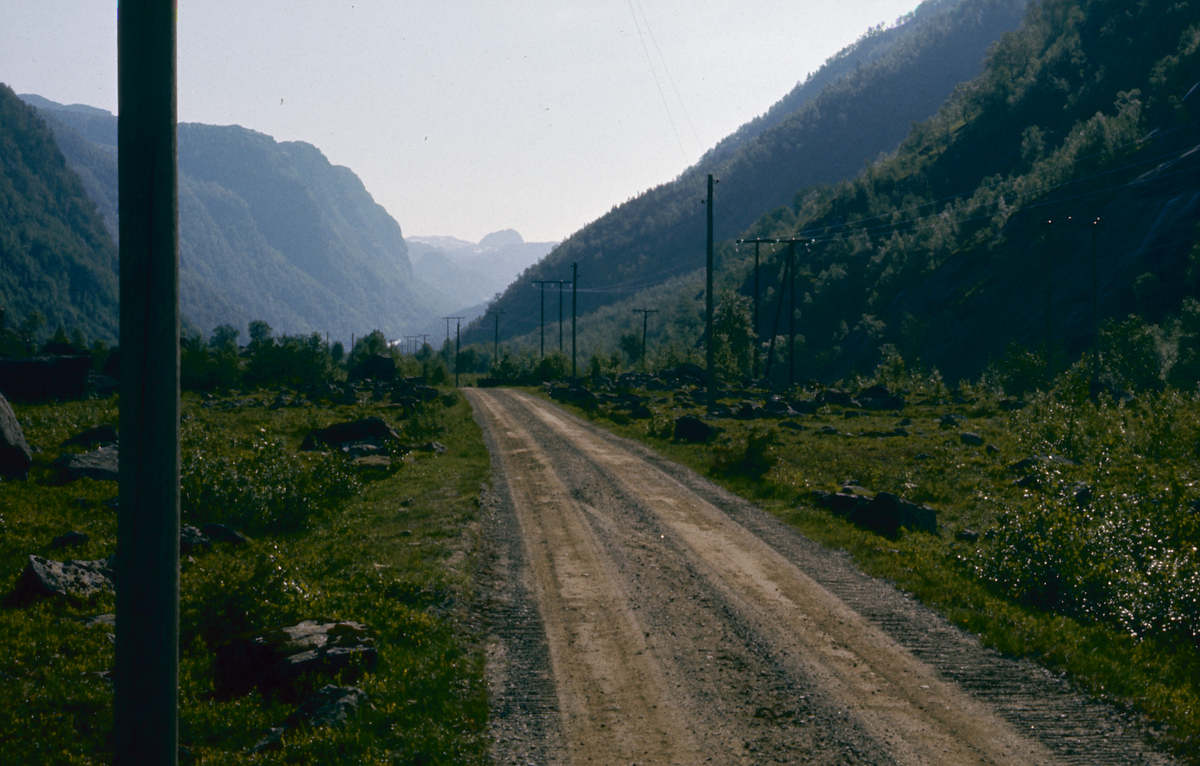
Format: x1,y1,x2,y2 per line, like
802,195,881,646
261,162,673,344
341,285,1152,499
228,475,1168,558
19,96,443,343
740,0,1200,384
464,0,1028,347
0,85,118,343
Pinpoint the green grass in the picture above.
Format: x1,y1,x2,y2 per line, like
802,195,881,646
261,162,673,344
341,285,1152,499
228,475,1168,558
1,390,490,764
546,379,1200,761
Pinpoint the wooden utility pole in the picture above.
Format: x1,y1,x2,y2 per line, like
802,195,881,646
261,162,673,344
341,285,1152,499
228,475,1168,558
633,308,658,372
787,240,796,387
558,281,565,356
455,318,462,387
442,316,463,344
532,281,550,358
116,2,180,764
487,310,505,361
706,174,716,413
737,238,777,379
571,263,578,378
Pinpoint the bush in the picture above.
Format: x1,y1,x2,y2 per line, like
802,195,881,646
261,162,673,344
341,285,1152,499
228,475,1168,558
180,424,360,536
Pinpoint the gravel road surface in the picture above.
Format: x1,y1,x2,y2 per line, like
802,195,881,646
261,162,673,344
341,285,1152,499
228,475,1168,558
468,387,1175,766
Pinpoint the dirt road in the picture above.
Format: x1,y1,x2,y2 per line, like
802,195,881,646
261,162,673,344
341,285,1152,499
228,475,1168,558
468,388,1174,765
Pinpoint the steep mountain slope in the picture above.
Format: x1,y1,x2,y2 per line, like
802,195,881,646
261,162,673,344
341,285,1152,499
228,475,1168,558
465,0,1028,347
0,84,118,343
22,96,442,342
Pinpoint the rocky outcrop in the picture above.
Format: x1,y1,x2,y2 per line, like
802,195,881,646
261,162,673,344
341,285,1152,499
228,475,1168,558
214,620,377,699
4,555,115,605
0,392,32,480
252,685,369,753
55,445,119,482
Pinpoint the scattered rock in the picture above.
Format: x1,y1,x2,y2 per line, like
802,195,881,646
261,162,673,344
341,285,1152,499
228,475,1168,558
50,531,89,549
847,492,938,537
200,523,250,546
56,446,119,482
1008,454,1078,472
986,444,1000,455
180,525,212,555
5,555,115,605
1073,482,1093,506
817,388,859,408
215,620,378,700
860,428,908,438
956,529,980,543
62,425,118,449
812,490,937,537
673,415,719,443
548,385,599,410
301,417,400,451
939,413,961,429
857,384,905,410
0,392,32,480
253,685,369,753
959,432,984,446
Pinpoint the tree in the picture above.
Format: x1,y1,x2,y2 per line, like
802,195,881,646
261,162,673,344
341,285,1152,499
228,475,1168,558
713,290,756,380
209,323,240,349
20,310,46,344
248,319,273,346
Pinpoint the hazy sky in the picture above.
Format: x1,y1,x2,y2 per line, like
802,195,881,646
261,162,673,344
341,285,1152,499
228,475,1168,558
5,1,919,244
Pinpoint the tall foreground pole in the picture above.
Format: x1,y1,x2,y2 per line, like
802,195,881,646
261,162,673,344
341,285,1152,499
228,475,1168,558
117,2,180,764
706,174,715,413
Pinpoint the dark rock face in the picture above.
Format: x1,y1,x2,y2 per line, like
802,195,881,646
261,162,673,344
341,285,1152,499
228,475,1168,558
0,392,32,480
56,446,119,482
0,355,93,402
5,555,115,605
214,620,378,699
301,417,399,451
673,415,718,443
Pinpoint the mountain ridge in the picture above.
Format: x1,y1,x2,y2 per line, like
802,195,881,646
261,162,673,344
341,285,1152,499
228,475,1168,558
20,95,443,343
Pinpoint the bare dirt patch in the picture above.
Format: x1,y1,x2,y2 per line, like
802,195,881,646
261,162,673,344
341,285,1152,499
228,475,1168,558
469,388,1176,765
